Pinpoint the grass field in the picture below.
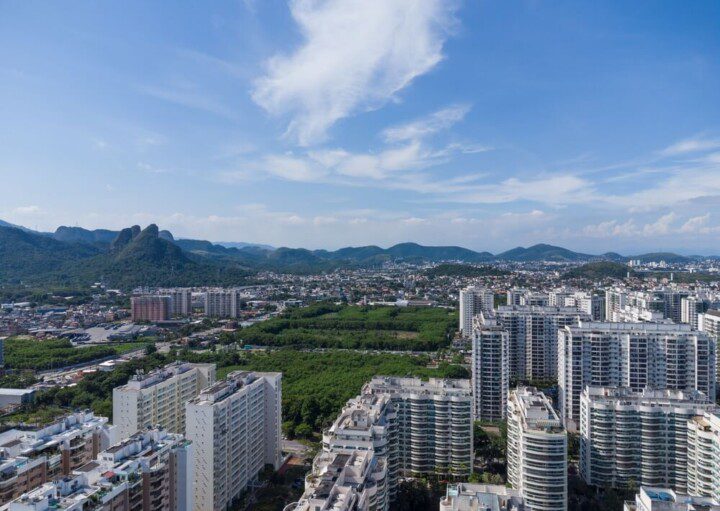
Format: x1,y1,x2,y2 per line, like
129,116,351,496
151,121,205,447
235,303,457,351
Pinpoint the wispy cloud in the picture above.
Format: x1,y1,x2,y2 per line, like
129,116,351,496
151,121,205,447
252,0,459,146
382,104,471,143
659,136,720,156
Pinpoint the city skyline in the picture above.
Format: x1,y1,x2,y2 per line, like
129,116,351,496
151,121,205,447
2,1,719,253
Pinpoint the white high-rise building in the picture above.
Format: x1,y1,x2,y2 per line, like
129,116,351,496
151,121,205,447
112,361,216,439
558,322,716,429
459,286,494,337
699,310,720,381
440,483,527,511
495,305,590,380
204,289,242,318
686,411,720,501
579,387,716,492
681,297,708,330
185,371,282,511
302,376,473,510
159,288,193,316
507,387,567,511
471,314,509,421
624,487,720,511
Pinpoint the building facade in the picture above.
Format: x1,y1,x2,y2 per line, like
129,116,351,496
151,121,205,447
185,371,282,511
471,314,509,421
579,387,716,492
130,296,171,322
112,361,216,439
558,322,716,429
459,286,494,337
507,387,567,511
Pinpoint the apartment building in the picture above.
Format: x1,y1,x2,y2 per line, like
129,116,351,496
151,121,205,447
204,289,242,318
558,322,716,429
699,310,720,380
291,450,388,511
185,371,282,511
363,376,473,479
158,288,193,316
439,483,526,511
507,387,567,511
624,487,720,511
112,361,216,439
579,387,716,492
495,305,590,380
459,286,494,337
471,314,509,421
686,411,720,501
0,412,117,505
130,296,171,322
681,297,709,330
3,429,193,511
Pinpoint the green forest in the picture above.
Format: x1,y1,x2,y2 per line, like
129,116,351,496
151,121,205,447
234,303,457,351
3,337,148,370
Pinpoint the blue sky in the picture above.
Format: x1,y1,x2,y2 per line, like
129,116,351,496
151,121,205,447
1,0,719,254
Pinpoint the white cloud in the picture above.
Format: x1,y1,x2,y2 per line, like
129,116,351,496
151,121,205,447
252,0,459,145
382,104,470,142
660,136,720,156
12,205,41,215
642,212,676,236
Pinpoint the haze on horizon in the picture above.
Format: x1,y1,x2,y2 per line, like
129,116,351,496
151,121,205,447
1,1,719,255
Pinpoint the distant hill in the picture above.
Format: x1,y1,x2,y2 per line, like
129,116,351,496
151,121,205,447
425,264,510,278
564,261,634,280
54,226,119,246
0,225,100,283
496,244,593,262
629,252,692,264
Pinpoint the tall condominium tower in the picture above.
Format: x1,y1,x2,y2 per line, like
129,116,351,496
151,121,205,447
131,295,171,322
580,387,716,492
495,305,590,380
558,322,716,429
185,371,282,511
471,314,509,421
699,310,720,381
507,387,567,511
204,289,243,318
686,411,720,501
459,286,494,337
112,361,216,439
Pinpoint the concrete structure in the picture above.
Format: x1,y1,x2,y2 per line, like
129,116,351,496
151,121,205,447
686,411,720,501
495,305,590,380
624,487,720,511
157,288,193,316
579,387,716,492
2,429,193,511
112,361,216,439
558,322,716,429
507,387,567,511
185,371,282,511
459,286,494,337
130,295,171,322
440,483,527,511
291,450,388,511
681,297,709,330
0,412,117,506
204,289,242,318
471,314,509,421
363,376,473,480
0,389,35,410
699,310,720,383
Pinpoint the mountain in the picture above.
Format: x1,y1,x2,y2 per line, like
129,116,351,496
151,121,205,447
217,241,275,251
496,244,593,262
385,243,494,262
0,225,100,283
563,261,634,280
629,252,691,264
54,226,119,246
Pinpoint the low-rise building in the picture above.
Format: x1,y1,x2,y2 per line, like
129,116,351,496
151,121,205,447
440,483,527,511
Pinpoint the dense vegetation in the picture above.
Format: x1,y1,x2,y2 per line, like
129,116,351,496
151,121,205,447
563,261,633,280
4,337,148,370
216,350,468,436
234,303,457,351
425,263,510,278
